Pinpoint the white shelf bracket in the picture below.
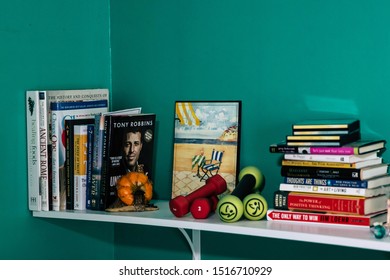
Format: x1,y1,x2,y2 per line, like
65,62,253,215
178,228,201,260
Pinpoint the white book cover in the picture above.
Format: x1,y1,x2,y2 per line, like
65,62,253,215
51,99,108,211
26,91,41,211
283,151,379,163
74,125,88,210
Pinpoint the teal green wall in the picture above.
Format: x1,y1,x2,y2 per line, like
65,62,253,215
0,0,114,259
3,0,390,260
110,0,390,259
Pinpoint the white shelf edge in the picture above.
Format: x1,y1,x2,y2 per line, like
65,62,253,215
32,200,390,253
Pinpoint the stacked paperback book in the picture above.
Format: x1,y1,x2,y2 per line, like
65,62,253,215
268,119,390,227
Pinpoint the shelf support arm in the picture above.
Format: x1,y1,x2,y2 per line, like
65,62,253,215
178,228,201,260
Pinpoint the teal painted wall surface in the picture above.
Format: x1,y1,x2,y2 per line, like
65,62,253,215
0,0,114,259
110,0,390,259
3,0,390,260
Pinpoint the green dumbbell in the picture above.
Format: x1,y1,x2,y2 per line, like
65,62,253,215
217,166,264,223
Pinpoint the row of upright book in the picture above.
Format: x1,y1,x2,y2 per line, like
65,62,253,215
26,89,156,212
267,119,390,227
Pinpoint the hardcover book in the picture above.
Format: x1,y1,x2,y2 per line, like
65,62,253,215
267,209,387,227
73,124,89,210
283,174,390,189
278,183,390,197
89,107,142,210
281,157,382,169
26,91,41,211
283,151,379,163
280,163,389,181
269,139,386,155
51,100,108,211
292,119,360,131
100,113,156,210
286,130,360,146
171,101,241,199
273,190,388,215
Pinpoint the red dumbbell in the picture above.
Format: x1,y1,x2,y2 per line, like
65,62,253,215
190,196,219,219
169,174,227,217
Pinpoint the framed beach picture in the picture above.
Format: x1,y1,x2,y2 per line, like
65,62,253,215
171,101,241,198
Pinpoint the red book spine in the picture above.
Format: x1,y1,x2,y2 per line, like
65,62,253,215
267,210,371,226
277,192,365,215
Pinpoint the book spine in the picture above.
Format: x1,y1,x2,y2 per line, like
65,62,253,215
74,125,88,210
26,91,42,211
38,91,49,211
280,166,361,180
51,110,61,211
273,190,365,215
283,177,368,188
90,114,104,210
85,124,95,210
279,183,370,197
99,116,111,210
266,209,371,226
281,159,366,169
308,146,356,155
65,120,74,210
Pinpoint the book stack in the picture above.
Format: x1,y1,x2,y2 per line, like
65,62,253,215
267,119,390,227
26,89,157,212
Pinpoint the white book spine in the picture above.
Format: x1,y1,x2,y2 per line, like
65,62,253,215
279,183,390,197
38,91,49,211
51,110,61,211
26,91,42,211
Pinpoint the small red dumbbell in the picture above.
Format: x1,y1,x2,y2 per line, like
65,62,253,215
169,174,227,217
190,196,219,219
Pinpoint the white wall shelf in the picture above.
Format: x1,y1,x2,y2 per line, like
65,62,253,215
32,200,390,259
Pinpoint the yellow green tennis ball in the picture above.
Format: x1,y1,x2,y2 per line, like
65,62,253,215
217,195,244,223
238,166,264,192
243,193,268,221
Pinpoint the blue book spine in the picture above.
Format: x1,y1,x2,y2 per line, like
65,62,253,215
50,99,108,110
283,177,368,188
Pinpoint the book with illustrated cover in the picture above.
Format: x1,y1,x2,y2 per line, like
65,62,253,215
100,113,156,210
292,119,360,132
51,100,108,211
270,139,386,155
273,190,388,215
267,209,387,227
26,91,41,211
171,101,241,199
280,163,389,181
283,175,390,189
89,107,142,210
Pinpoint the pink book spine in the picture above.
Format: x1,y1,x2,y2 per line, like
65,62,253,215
309,147,355,155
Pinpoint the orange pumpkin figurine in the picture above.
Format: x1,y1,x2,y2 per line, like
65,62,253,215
116,171,153,206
